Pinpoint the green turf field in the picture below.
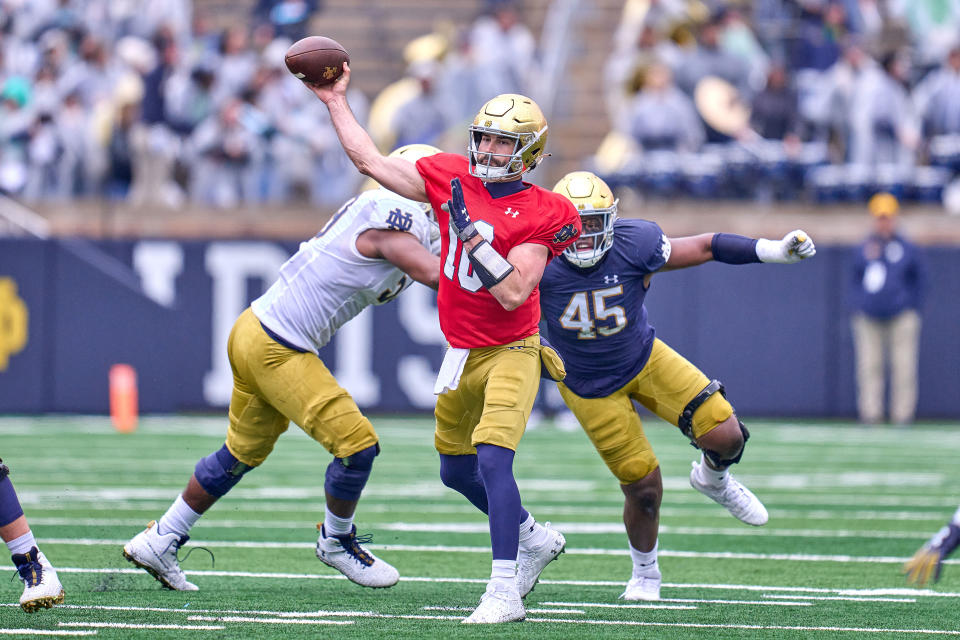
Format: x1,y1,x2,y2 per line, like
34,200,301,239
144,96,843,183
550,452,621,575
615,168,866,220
1,414,958,639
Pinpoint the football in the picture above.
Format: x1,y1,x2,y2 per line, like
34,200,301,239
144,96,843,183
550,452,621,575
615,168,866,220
284,36,349,85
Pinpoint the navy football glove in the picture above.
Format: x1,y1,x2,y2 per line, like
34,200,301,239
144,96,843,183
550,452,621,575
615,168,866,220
903,522,960,586
446,177,478,242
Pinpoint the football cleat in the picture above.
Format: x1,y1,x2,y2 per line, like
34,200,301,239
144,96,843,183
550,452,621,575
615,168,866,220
516,522,566,598
462,581,525,624
123,520,198,591
14,548,64,612
315,524,399,588
690,461,768,526
903,522,960,586
620,571,662,601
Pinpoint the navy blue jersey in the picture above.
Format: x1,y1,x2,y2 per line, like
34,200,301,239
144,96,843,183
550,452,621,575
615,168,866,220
541,218,670,398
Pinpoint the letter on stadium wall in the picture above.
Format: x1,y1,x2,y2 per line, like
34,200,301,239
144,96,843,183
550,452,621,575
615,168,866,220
133,242,184,308
203,242,289,405
334,306,380,405
397,285,444,408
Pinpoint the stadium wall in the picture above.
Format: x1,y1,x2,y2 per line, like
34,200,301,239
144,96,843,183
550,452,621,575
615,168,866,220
0,238,957,419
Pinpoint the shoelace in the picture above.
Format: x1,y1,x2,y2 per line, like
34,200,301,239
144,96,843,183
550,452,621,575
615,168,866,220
334,532,375,567
164,533,215,569
10,562,42,588
11,549,42,587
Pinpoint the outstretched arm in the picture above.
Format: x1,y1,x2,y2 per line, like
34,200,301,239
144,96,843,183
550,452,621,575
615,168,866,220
663,230,816,271
304,64,428,202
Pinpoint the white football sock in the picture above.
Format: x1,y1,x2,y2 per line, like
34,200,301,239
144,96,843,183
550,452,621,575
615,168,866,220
7,530,37,556
518,513,549,549
323,506,354,537
491,559,517,591
629,539,659,579
158,495,202,538
697,453,728,486
952,505,960,526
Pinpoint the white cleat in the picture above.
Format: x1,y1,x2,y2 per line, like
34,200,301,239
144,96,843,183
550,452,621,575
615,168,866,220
690,461,768,526
14,548,65,612
462,581,525,624
316,525,399,588
516,523,566,598
123,520,198,591
620,572,661,601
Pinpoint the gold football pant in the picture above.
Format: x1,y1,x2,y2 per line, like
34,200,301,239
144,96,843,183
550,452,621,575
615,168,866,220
558,338,733,484
224,308,378,466
434,335,542,454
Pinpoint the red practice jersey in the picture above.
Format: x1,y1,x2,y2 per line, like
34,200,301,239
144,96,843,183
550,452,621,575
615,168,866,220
417,153,581,348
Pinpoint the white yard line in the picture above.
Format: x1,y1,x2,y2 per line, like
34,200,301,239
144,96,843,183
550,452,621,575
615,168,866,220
762,594,916,602
9,601,959,636
23,517,939,539
30,537,959,567
186,616,352,626
7,569,958,600
59,623,222,631
0,632,95,637
524,618,960,634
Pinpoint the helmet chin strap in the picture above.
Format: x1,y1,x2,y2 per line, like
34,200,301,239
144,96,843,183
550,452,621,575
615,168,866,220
473,162,511,179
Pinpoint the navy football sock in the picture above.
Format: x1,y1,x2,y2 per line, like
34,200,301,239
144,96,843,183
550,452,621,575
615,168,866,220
439,453,530,524
476,444,522,562
0,476,24,528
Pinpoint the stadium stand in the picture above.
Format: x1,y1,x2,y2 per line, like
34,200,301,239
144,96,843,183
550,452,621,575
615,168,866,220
2,0,960,244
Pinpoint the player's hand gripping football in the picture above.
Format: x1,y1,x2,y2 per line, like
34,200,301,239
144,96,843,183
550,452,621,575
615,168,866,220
442,178,479,242
903,522,960,586
757,230,816,264
304,62,351,104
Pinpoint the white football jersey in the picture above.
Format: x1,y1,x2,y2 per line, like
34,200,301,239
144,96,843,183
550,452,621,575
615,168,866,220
251,188,438,354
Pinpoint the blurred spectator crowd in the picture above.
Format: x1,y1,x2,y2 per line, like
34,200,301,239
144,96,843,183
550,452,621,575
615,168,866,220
0,0,540,210
6,0,960,210
599,0,960,207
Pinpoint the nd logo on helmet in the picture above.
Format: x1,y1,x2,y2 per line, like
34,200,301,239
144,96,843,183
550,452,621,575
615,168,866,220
0,278,27,371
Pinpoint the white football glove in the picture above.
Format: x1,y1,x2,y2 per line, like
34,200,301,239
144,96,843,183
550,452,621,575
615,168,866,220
755,230,816,264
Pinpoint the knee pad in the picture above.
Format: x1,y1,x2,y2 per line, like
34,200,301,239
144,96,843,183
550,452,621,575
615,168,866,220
194,444,255,497
678,379,724,441
702,420,751,468
610,454,659,486
324,444,379,501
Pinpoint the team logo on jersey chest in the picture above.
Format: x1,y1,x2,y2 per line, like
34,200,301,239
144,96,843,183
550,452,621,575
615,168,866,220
504,207,520,218
553,222,578,244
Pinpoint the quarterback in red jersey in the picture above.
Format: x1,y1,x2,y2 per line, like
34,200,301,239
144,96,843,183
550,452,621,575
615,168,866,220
307,64,579,624
419,152,577,348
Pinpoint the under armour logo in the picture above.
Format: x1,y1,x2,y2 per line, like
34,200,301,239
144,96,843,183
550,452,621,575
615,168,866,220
504,207,520,218
603,274,619,284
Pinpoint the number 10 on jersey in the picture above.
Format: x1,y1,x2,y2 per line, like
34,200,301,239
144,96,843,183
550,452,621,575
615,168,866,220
443,220,494,293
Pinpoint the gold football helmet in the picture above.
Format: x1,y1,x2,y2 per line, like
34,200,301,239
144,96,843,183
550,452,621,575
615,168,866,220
552,171,618,268
468,94,548,182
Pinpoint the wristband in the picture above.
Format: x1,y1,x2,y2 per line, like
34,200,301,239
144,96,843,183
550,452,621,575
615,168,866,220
711,233,761,264
467,240,514,289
